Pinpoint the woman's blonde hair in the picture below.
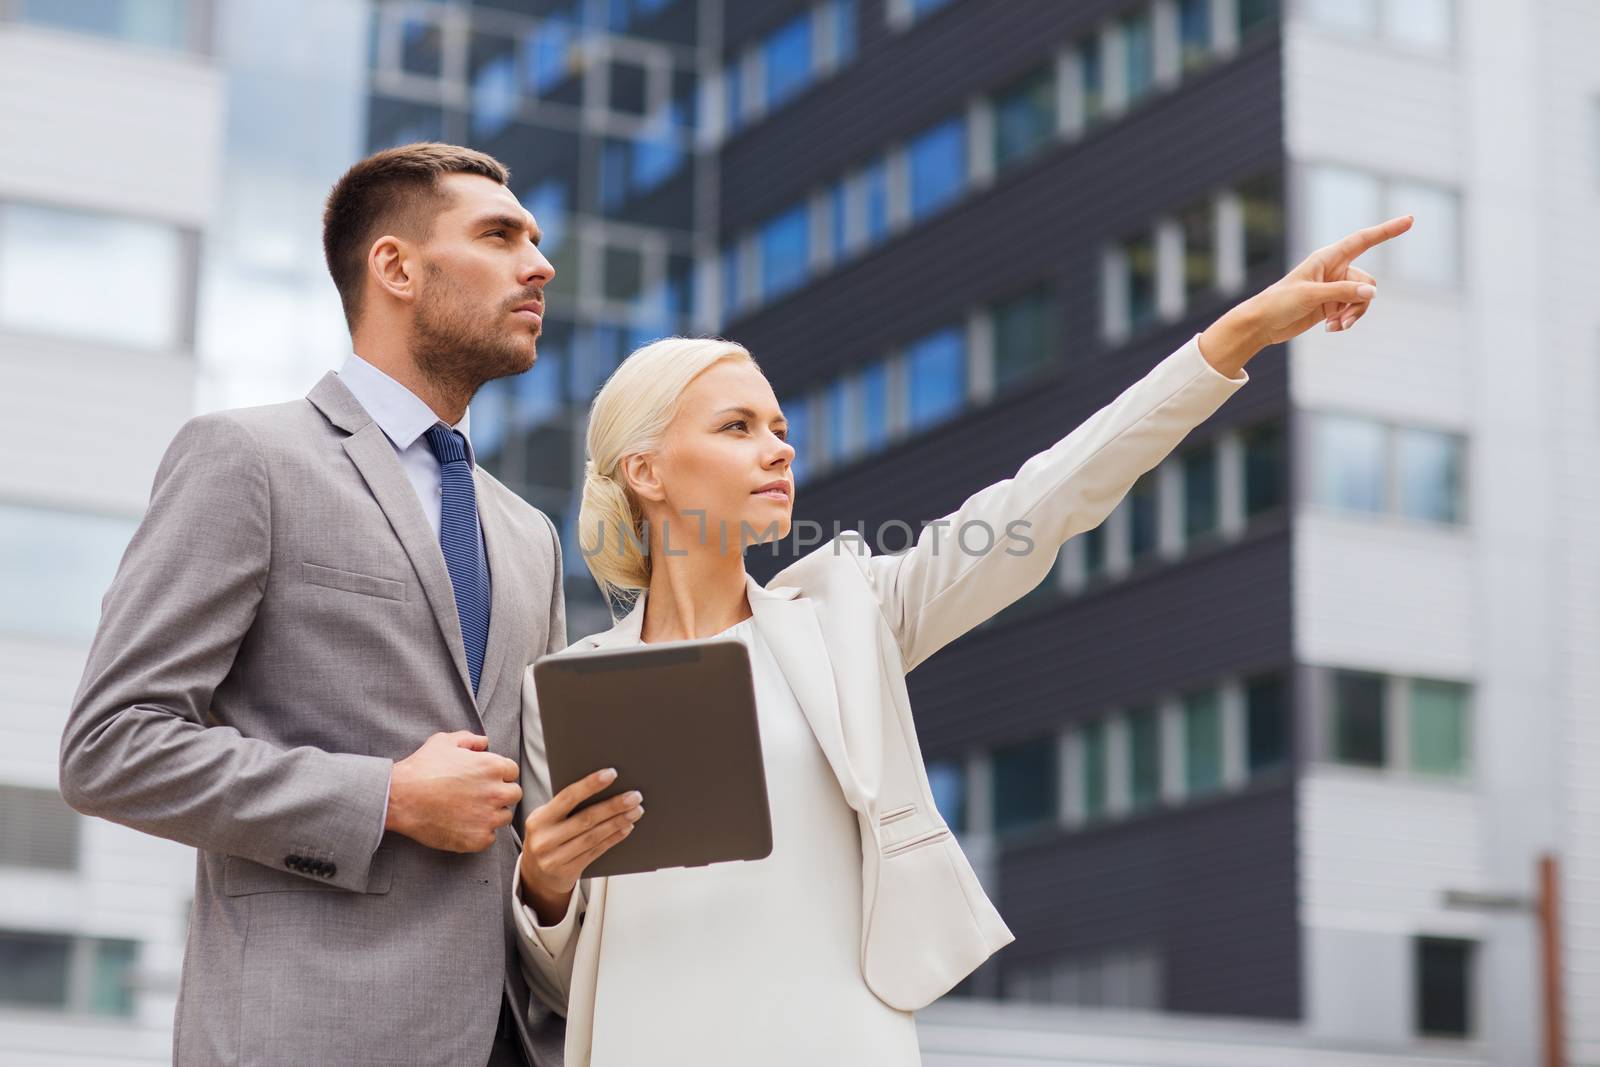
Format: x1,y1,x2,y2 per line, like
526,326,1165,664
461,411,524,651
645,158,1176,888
578,335,756,613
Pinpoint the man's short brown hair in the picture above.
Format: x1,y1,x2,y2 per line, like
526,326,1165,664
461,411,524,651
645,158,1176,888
322,142,511,329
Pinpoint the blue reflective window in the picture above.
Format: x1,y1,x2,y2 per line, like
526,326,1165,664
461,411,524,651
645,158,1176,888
825,378,853,464
1179,0,1212,71
906,327,966,430
721,244,743,320
1078,36,1105,125
910,0,956,17
862,158,890,243
470,379,511,460
470,51,518,140
786,399,811,484
829,179,849,260
860,362,889,452
994,66,1056,171
763,15,814,111
0,505,139,641
523,10,578,94
19,0,189,50
759,204,811,301
908,118,967,220
724,60,744,133
632,126,683,195
522,179,570,255
599,139,630,211
834,0,858,63
512,354,564,430
926,760,966,833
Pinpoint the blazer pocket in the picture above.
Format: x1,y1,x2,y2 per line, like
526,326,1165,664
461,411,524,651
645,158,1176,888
223,849,394,897
301,561,406,602
881,827,951,859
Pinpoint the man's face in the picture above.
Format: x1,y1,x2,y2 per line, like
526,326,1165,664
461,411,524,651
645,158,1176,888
409,173,555,397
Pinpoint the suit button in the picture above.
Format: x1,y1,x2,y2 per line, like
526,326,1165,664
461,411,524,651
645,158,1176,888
323,862,337,878
285,854,302,869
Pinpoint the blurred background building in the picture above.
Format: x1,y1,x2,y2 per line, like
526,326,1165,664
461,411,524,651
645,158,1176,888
2,1,1597,1065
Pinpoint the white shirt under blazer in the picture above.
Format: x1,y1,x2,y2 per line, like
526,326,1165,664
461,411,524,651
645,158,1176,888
511,333,1248,1062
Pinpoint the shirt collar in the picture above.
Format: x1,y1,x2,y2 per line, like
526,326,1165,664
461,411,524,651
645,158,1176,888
338,352,475,465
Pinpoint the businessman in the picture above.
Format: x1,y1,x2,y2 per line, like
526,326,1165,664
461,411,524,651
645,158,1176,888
60,143,565,1066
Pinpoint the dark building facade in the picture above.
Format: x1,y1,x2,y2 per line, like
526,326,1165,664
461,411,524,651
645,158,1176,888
365,0,1299,1022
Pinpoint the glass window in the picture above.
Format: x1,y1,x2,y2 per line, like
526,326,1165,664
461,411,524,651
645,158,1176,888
0,202,185,350
994,66,1056,172
1332,670,1387,768
524,10,579,96
1183,689,1223,795
759,203,811,302
602,244,645,305
906,327,967,430
1124,231,1158,333
632,119,685,195
829,178,849,261
470,40,519,141
910,0,957,17
0,784,79,870
763,14,814,111
786,398,811,483
1302,0,1377,34
1416,937,1474,1037
908,118,968,220
1246,673,1290,774
1128,473,1158,563
522,178,570,256
599,139,630,211
992,287,1057,390
1080,720,1108,821
1078,35,1105,126
1410,679,1469,776
511,353,564,431
863,158,891,243
720,243,743,319
993,738,1058,835
724,57,744,132
1238,170,1285,277
1396,427,1464,524
1080,523,1106,581
1238,0,1280,38
1126,707,1162,811
1182,442,1219,540
1178,0,1212,70
0,505,138,642
1313,414,1387,514
1178,198,1216,310
927,758,966,832
397,11,446,77
1306,165,1381,258
825,377,854,465
834,0,859,63
1243,421,1287,517
18,0,191,50
1123,10,1155,105
1384,0,1453,53
1388,180,1459,286
89,939,138,1017
0,931,71,1009
859,362,890,453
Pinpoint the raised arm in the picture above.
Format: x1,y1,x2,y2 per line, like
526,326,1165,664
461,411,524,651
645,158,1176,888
849,215,1414,672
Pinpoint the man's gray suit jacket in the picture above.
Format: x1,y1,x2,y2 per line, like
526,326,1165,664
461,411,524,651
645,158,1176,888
59,372,567,1066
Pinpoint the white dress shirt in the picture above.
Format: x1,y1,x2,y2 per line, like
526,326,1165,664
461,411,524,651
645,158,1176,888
335,352,481,846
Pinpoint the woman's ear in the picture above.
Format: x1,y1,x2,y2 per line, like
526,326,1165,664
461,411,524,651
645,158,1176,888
620,452,666,504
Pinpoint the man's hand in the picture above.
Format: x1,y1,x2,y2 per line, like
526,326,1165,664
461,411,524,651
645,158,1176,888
519,768,644,925
385,731,521,852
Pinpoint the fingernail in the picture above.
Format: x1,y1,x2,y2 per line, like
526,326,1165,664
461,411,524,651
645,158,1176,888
1326,320,1339,332
1356,284,1376,299
1342,315,1356,330
630,806,645,820
626,791,642,804
601,768,618,782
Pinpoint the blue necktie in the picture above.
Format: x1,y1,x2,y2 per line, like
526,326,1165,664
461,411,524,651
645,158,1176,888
424,424,491,695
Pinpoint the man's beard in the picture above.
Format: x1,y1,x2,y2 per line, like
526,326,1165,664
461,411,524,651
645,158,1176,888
410,264,536,405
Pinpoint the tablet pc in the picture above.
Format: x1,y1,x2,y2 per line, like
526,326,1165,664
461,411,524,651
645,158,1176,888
532,637,773,878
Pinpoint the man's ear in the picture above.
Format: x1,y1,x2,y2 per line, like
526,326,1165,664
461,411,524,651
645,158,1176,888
620,453,666,504
369,235,417,306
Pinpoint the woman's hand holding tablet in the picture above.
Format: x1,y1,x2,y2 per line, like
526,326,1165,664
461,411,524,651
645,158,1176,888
519,768,645,924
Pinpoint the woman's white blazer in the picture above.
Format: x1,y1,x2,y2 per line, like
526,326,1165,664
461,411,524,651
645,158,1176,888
510,334,1248,1055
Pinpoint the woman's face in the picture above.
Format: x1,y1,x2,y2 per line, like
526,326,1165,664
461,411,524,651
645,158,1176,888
630,358,796,550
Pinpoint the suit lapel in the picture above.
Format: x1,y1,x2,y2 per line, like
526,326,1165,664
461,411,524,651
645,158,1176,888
748,584,866,811
472,474,519,714
340,421,480,717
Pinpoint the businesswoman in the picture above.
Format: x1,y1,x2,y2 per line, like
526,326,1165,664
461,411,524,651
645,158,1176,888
510,215,1412,1065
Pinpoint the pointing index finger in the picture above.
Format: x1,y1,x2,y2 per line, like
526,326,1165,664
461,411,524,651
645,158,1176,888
1329,214,1414,265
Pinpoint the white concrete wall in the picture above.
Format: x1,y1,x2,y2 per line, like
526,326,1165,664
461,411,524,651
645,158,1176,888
1285,1,1591,1063
0,20,220,1066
